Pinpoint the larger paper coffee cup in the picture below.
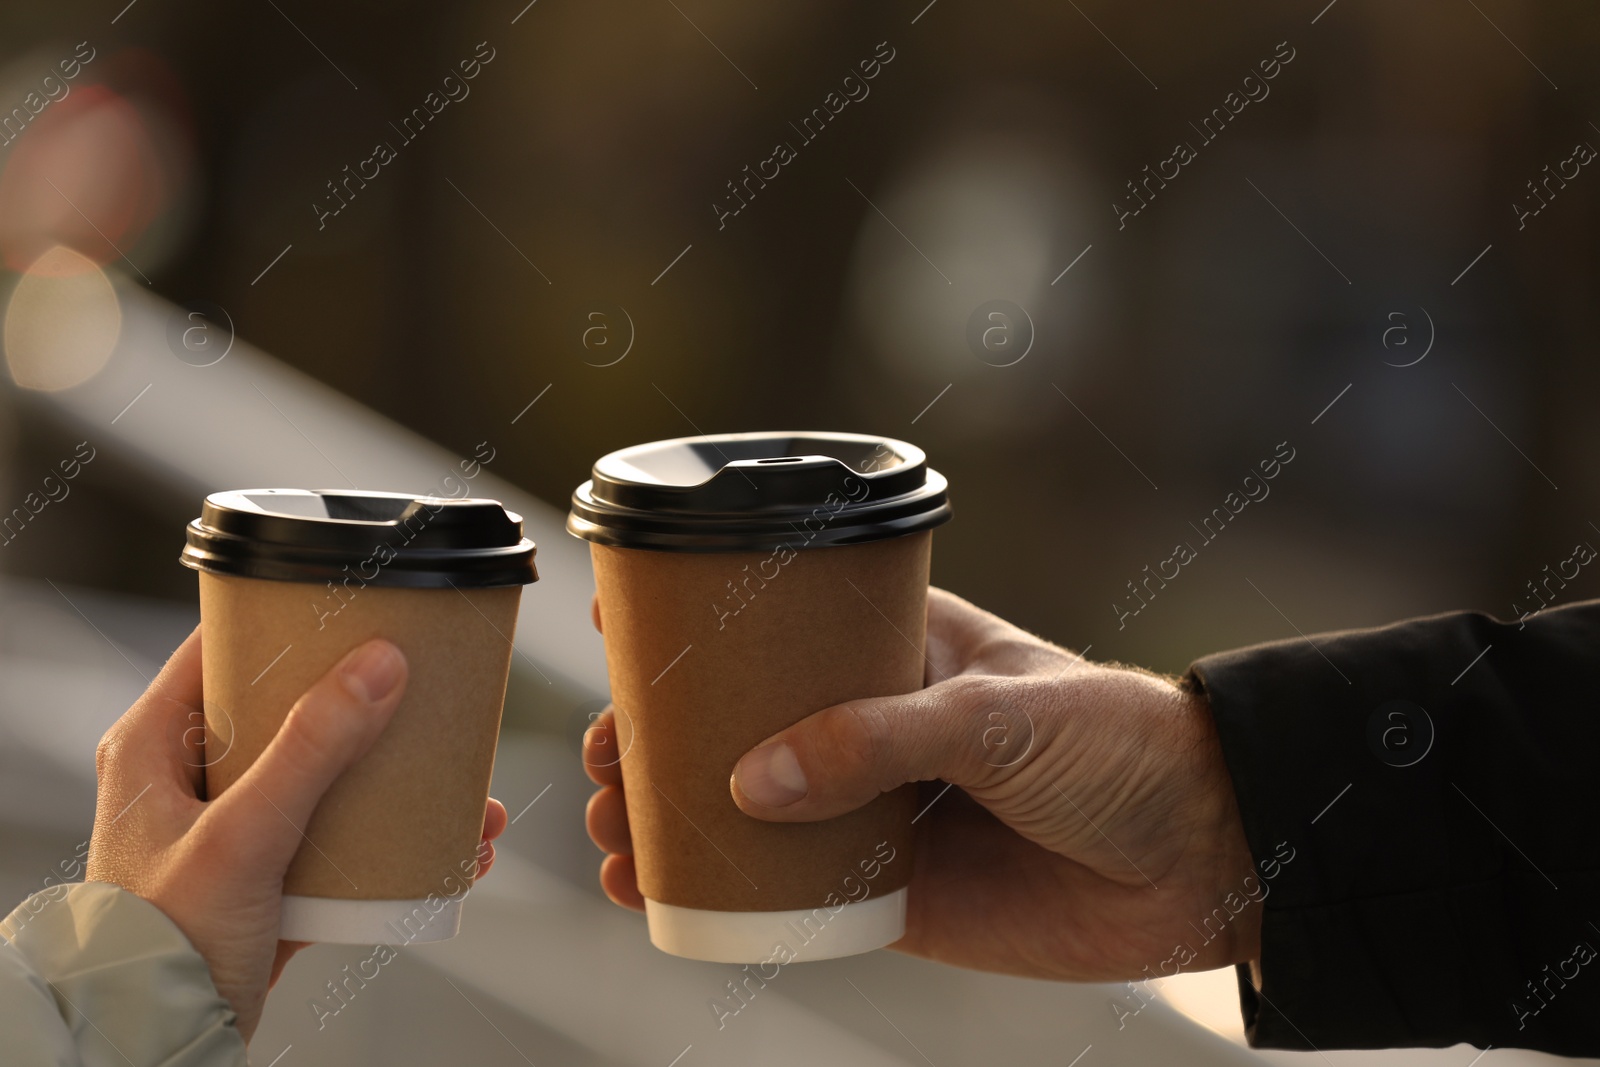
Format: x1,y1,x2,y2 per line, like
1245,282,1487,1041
569,432,951,963
181,490,537,944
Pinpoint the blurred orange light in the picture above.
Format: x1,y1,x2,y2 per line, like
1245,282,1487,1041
3,244,121,391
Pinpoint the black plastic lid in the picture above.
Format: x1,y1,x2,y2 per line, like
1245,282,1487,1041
180,489,538,588
567,431,951,551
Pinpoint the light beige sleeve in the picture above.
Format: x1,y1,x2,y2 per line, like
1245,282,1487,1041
0,881,247,1067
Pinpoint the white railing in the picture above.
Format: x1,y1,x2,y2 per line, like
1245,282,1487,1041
7,277,607,697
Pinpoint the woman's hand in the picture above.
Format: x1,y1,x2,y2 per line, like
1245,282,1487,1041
87,627,508,1042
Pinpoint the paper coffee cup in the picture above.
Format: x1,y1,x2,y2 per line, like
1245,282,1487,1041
180,489,537,943
568,432,951,963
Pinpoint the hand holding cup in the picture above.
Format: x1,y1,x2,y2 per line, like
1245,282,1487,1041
588,587,1262,982
89,629,509,1042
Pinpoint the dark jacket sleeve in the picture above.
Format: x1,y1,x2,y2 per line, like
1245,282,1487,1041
1186,599,1600,1057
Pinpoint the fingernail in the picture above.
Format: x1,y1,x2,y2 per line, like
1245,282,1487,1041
735,742,808,807
341,641,404,703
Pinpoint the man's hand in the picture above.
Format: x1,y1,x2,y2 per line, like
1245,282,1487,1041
87,627,508,1042
585,587,1259,982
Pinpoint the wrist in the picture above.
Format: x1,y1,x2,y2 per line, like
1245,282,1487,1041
1177,683,1262,967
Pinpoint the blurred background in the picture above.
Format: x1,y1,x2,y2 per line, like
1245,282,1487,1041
0,1,1596,1064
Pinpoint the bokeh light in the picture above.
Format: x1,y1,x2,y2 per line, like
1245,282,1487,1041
3,243,120,391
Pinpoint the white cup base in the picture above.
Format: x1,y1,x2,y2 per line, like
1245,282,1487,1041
644,887,907,963
279,894,464,944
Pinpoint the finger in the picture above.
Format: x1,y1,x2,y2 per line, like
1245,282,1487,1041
93,626,207,823
591,594,602,634
582,709,624,787
482,797,507,842
475,839,496,879
599,853,645,911
585,785,632,856
268,940,309,989
204,640,407,874
731,674,1014,822
923,587,1020,683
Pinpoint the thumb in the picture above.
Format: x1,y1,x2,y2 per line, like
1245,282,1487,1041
206,639,407,872
732,676,1007,822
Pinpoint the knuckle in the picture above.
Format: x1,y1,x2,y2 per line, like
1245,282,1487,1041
277,697,348,766
960,676,1039,783
998,676,1073,785
942,674,993,720
972,633,1039,672
94,726,123,781
816,701,893,794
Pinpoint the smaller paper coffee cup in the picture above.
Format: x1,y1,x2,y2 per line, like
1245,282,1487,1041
180,490,537,944
568,432,951,963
